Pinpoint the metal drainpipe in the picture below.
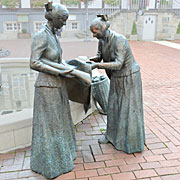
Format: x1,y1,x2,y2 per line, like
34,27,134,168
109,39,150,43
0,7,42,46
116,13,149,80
85,0,90,41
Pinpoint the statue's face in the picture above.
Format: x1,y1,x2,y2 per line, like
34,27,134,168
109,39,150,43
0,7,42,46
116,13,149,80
53,12,68,29
90,26,104,39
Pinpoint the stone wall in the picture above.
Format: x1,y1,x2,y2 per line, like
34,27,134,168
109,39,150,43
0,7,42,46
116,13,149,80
156,12,179,40
109,11,180,41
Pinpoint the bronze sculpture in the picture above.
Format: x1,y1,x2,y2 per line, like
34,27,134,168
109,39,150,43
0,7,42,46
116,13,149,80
89,15,145,154
29,2,87,179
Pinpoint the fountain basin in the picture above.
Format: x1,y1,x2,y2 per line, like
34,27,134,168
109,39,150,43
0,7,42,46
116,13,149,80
0,58,96,153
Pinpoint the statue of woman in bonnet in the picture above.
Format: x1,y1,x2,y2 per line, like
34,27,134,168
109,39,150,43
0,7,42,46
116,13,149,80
30,2,77,179
89,15,145,154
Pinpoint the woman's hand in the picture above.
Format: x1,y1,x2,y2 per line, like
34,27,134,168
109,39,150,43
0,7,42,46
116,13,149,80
59,68,74,77
86,61,98,70
89,56,100,62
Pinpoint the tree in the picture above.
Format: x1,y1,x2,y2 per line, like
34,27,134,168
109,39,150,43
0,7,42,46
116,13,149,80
1,0,19,9
31,0,47,8
61,0,93,6
61,0,80,6
103,0,121,5
131,21,137,35
177,22,180,34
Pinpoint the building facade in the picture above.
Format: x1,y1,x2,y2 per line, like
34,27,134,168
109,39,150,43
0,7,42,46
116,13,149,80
0,0,180,40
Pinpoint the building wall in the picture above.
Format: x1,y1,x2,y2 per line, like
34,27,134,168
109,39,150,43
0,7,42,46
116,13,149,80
110,10,180,40
110,12,137,37
156,12,179,40
0,0,179,40
0,12,19,39
21,0,30,8
29,13,45,34
1,0,180,10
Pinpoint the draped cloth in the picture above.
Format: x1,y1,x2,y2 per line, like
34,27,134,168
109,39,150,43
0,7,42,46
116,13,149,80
64,59,92,112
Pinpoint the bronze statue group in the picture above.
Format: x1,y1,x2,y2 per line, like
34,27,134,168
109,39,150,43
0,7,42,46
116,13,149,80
30,2,145,179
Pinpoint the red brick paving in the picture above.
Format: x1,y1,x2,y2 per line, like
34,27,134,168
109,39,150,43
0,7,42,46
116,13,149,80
0,40,180,179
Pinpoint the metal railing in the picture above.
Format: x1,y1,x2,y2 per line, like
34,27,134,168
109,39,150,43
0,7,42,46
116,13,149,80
90,2,121,21
158,0,180,9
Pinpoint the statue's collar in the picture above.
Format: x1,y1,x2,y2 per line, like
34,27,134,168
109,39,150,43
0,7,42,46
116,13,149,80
102,29,113,42
46,22,57,35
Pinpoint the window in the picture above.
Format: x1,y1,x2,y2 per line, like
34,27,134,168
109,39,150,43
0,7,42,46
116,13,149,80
34,21,46,32
4,22,21,32
12,75,27,102
72,22,78,30
63,21,79,31
162,17,169,23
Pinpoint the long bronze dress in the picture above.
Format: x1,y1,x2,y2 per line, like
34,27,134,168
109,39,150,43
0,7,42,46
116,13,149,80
30,24,76,179
97,29,145,154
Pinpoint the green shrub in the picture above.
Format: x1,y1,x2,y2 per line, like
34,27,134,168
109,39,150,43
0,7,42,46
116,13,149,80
31,0,47,8
22,29,27,33
1,0,19,9
177,22,180,34
131,21,137,35
61,0,80,5
104,0,121,5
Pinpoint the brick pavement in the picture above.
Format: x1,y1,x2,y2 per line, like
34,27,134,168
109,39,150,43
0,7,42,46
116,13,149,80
0,40,180,180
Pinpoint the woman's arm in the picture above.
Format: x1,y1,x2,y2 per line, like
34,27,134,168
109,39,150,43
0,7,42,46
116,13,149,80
30,31,71,76
30,31,91,85
89,40,102,62
94,39,126,70
42,58,91,86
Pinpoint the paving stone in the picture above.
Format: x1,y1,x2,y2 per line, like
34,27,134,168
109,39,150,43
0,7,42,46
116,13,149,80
89,175,112,180
14,151,25,165
161,174,180,180
105,159,126,167
159,160,180,167
18,170,38,178
2,159,14,166
144,155,165,162
75,169,98,178
0,171,19,180
90,144,102,155
73,164,84,172
119,164,141,172
112,172,136,180
125,157,146,164
134,169,158,179
74,157,84,164
140,161,162,169
0,164,22,172
82,150,94,163
84,161,105,170
155,167,179,176
95,154,115,162
55,172,75,180
97,167,120,175
151,148,171,155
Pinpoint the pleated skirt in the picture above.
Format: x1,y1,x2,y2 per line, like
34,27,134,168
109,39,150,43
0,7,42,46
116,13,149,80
106,71,145,154
31,86,76,179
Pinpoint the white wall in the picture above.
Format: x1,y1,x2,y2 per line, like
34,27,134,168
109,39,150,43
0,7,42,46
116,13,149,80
21,0,30,8
122,0,128,9
81,0,102,8
54,0,61,3
149,0,156,9
173,0,180,9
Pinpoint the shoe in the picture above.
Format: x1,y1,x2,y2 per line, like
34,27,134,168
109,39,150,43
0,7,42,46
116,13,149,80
98,136,109,144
